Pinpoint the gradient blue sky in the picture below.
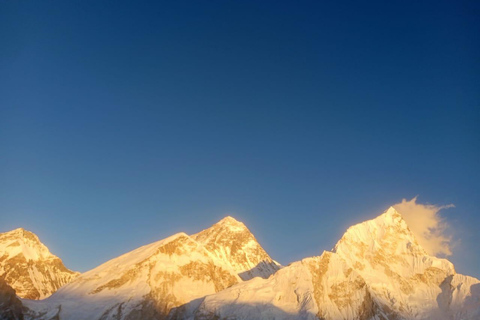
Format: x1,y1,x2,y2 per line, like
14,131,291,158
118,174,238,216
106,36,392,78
1,1,479,277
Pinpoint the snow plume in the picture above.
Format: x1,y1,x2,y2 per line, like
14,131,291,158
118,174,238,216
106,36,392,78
394,197,454,256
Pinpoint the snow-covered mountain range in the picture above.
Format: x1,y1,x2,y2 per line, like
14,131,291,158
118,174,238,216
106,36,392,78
1,207,479,319
20,216,280,320
176,208,480,320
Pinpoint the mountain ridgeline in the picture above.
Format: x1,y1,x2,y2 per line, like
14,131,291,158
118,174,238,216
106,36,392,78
0,208,479,320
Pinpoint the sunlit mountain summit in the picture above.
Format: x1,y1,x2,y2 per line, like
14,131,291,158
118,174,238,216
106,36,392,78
0,228,79,300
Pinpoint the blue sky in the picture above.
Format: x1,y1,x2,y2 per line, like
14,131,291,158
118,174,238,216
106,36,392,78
1,1,479,277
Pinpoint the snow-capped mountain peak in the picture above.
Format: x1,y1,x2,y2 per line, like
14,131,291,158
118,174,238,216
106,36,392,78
6,228,31,236
192,216,280,280
216,216,247,228
0,228,53,262
332,207,462,319
334,206,455,277
204,216,252,235
0,228,79,300
334,206,428,260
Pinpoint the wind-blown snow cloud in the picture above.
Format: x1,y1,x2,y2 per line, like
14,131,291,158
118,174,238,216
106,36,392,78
394,197,454,256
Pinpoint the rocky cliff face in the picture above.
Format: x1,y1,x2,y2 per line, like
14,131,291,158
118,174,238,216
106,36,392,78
0,278,24,320
0,229,79,300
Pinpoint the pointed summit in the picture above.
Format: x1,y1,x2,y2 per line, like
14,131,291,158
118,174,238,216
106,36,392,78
383,206,403,219
212,216,248,232
334,206,427,260
4,228,44,249
218,215,243,225
8,227,26,233
0,228,79,299
192,217,280,280
5,227,40,242
377,206,409,228
361,206,409,232
1,228,52,262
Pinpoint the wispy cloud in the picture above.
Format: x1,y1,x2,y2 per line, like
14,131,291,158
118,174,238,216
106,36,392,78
394,197,454,256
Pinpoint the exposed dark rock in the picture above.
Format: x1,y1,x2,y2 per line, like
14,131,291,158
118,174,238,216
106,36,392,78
0,277,24,320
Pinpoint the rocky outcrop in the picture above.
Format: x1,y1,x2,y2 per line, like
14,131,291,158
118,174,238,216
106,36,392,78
0,277,24,320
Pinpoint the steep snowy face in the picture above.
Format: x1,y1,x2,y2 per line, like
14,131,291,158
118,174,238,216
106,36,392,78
334,207,455,276
447,274,480,320
304,252,374,320
0,228,78,300
192,216,280,280
174,251,374,320
333,207,465,319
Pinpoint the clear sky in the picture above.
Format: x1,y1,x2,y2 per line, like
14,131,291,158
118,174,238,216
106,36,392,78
1,1,479,278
